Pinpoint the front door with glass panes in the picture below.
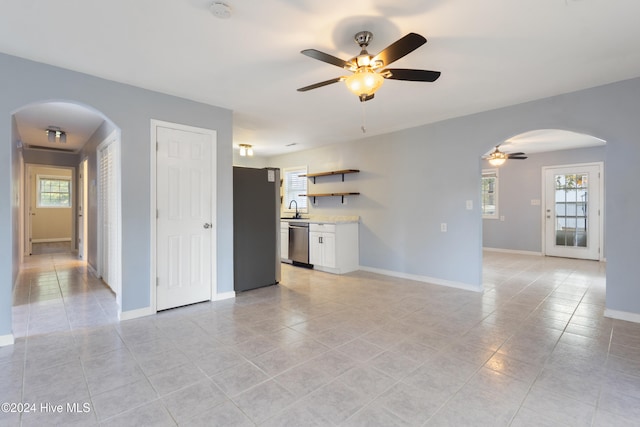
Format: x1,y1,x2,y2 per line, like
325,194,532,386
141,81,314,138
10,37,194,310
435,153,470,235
544,163,602,260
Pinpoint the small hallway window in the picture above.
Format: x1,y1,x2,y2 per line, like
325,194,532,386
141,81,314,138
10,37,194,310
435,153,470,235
37,176,72,208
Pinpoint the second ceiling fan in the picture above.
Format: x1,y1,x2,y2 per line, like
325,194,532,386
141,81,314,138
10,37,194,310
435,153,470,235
298,31,441,102
484,146,528,166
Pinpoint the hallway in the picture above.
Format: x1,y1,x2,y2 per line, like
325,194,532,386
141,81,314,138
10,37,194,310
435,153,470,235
11,253,118,339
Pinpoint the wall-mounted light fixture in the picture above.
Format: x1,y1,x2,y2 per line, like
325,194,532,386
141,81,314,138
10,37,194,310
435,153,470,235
239,144,253,156
46,127,66,143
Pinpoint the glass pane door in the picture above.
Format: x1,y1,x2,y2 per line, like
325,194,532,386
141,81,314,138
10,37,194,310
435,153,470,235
554,173,588,248
544,164,601,260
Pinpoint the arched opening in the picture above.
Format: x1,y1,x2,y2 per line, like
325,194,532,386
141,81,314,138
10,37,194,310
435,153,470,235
11,100,122,337
481,128,606,259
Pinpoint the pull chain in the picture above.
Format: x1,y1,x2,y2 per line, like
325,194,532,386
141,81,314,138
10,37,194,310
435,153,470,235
361,101,367,133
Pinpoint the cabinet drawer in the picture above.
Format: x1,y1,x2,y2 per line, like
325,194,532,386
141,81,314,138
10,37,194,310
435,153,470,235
309,223,336,233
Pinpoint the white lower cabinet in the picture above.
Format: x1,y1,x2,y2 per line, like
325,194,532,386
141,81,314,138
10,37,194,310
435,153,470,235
280,221,289,260
309,230,336,268
309,222,358,274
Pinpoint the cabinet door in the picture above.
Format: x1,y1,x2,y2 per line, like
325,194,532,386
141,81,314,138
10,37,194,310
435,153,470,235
309,231,323,265
322,232,336,268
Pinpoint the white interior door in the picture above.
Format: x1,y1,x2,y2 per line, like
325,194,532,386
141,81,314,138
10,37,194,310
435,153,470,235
97,133,121,308
78,159,87,259
156,125,215,310
25,165,33,256
544,163,602,260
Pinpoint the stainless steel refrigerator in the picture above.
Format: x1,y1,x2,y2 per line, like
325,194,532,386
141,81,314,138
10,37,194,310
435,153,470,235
233,166,280,292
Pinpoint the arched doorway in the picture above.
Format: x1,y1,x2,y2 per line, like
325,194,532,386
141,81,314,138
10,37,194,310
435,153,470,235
12,100,122,336
481,129,606,259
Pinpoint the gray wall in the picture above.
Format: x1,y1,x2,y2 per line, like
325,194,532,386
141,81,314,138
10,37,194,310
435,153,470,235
22,149,80,168
269,78,640,317
1,53,233,338
483,145,606,253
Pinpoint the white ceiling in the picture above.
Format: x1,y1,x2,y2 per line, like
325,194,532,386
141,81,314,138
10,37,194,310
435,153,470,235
14,102,105,153
2,0,639,156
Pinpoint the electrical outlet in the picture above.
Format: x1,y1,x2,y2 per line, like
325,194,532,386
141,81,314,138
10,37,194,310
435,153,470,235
466,200,473,210
531,199,541,206
440,223,447,232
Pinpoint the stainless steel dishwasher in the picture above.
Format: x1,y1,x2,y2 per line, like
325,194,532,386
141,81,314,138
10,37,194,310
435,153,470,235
288,222,310,265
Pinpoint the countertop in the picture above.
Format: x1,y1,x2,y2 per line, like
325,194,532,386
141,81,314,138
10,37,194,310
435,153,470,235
280,215,359,224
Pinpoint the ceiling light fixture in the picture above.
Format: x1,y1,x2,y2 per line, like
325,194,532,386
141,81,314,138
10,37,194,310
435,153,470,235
239,144,253,156
344,67,384,102
45,127,67,144
488,152,507,166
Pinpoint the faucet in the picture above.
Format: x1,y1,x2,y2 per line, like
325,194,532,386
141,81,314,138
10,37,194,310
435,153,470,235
288,200,300,218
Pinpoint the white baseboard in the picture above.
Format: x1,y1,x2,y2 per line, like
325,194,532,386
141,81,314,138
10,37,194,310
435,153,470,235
604,309,640,324
119,306,154,321
0,333,15,347
87,263,99,278
213,291,236,301
483,247,543,256
358,266,482,293
32,238,72,243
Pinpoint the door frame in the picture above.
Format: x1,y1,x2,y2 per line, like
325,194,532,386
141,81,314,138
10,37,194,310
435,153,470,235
24,163,76,256
149,119,218,314
541,161,604,261
78,158,88,260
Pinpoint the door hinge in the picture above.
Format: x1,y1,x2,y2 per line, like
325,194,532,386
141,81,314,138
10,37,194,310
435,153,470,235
156,141,159,151
156,209,159,219
156,277,159,287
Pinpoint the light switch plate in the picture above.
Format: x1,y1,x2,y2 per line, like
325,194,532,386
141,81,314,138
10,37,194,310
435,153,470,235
466,200,473,210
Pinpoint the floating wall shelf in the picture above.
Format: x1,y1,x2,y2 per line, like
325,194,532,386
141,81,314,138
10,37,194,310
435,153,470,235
300,169,360,204
300,169,359,183
300,192,360,204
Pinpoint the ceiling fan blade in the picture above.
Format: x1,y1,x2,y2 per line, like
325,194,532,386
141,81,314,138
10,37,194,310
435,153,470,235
383,68,441,82
301,49,353,69
297,77,343,92
508,152,525,156
372,33,427,67
508,156,528,160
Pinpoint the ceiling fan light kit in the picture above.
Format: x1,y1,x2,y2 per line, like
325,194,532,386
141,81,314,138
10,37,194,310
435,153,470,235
298,31,441,102
345,68,384,101
484,146,527,166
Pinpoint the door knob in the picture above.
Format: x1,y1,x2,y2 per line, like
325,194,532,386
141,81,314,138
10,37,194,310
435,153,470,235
203,223,212,229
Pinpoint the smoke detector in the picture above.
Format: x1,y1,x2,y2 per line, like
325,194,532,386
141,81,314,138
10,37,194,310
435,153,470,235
210,2,232,19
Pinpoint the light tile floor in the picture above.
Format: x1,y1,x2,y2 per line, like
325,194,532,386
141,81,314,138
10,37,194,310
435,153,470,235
1,251,640,426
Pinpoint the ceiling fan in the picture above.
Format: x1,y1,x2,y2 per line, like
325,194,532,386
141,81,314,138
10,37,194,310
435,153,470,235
483,146,528,166
297,31,441,102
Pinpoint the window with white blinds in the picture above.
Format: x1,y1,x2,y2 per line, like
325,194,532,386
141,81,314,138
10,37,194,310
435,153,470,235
283,166,308,213
481,169,499,219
